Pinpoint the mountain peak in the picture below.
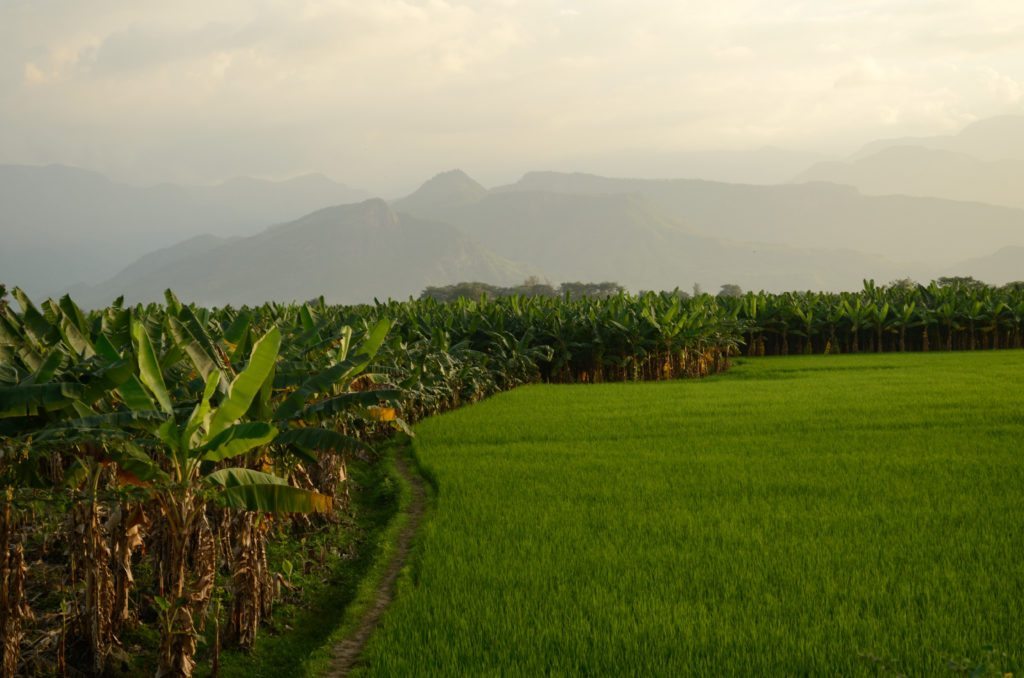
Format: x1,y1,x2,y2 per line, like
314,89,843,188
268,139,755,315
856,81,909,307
395,169,487,213
427,168,483,185
289,197,398,230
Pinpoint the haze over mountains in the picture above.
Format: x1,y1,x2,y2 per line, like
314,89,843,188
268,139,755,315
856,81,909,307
76,200,534,307
0,164,368,295
4,115,1024,307
796,116,1024,210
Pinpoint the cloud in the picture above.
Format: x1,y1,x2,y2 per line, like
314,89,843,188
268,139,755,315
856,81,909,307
834,58,890,88
984,68,1024,105
1,0,1023,191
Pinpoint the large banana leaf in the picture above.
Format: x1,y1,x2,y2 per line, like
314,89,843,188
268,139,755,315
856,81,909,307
275,427,374,456
117,374,158,412
167,316,227,392
184,371,220,445
217,481,333,513
356,318,392,358
206,327,281,437
33,410,166,440
0,382,84,418
274,354,371,420
25,347,65,385
197,422,277,462
223,310,252,344
205,467,287,488
131,319,173,414
301,389,401,417
13,288,58,346
73,358,148,408
57,316,95,358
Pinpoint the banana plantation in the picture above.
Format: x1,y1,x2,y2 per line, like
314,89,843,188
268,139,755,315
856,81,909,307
1,277,1022,676
733,280,1024,356
0,286,733,676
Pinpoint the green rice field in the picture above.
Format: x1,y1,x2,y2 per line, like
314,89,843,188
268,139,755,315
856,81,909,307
356,353,1024,675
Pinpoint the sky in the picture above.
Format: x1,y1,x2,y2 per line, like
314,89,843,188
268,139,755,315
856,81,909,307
2,0,1023,194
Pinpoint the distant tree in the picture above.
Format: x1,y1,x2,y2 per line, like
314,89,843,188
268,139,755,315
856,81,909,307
423,279,627,301
1000,281,1024,292
559,281,625,299
717,284,743,298
887,278,917,291
645,287,692,300
937,276,989,290
692,283,703,297
511,276,557,297
420,282,501,301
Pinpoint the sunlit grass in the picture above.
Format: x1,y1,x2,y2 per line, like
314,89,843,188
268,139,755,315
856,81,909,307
356,352,1024,675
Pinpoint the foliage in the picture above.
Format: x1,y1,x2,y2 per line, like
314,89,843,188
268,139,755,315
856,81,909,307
420,279,624,302
730,278,1024,355
0,285,733,676
4,276,1023,675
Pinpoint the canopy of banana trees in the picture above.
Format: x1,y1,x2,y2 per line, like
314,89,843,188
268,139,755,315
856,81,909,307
1,277,1021,675
0,285,736,676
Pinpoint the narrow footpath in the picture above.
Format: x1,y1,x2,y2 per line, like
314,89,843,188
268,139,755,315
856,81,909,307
326,452,427,676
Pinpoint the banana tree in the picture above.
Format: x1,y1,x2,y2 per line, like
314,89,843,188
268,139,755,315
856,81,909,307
843,297,872,353
117,321,331,677
891,302,918,352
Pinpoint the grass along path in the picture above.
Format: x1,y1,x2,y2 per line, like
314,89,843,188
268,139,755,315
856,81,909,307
326,448,427,676
353,353,1024,676
196,450,403,678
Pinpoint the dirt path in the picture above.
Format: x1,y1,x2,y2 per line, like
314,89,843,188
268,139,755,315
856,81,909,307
326,451,427,676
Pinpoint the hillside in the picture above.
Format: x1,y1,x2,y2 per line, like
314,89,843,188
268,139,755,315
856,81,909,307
944,246,1024,286
792,116,1024,210
853,115,1024,162
0,164,370,295
492,171,1024,263
392,169,488,215
795,145,1024,210
74,199,536,308
396,177,902,292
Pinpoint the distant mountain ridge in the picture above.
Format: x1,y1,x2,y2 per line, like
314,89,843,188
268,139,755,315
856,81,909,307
492,171,1024,263
57,162,1024,306
8,114,1024,308
73,199,537,308
795,115,1024,210
0,164,370,296
390,172,908,292
852,115,1024,161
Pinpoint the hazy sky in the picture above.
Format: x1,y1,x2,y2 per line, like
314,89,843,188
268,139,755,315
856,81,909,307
2,0,1023,193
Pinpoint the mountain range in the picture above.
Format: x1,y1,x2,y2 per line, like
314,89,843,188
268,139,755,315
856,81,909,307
795,116,1024,210
0,164,368,296
4,115,1024,306
74,200,535,307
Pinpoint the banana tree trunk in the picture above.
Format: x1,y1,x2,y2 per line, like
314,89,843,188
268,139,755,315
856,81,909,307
156,490,213,678
1,489,32,678
109,503,146,633
228,512,273,650
68,469,115,675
